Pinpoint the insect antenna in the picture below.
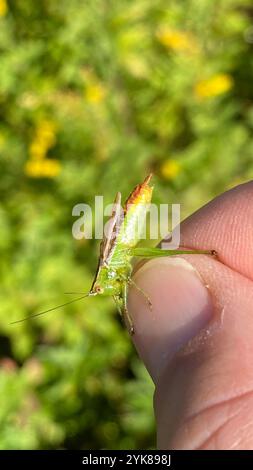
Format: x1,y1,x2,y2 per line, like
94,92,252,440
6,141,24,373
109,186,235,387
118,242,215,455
10,293,92,325
64,292,88,295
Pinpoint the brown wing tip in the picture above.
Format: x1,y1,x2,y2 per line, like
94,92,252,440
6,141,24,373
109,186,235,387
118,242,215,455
124,173,154,209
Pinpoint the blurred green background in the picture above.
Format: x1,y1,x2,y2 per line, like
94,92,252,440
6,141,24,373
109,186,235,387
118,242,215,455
0,0,252,449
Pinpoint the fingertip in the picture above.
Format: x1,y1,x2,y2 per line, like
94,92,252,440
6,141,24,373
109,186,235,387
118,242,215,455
128,257,213,382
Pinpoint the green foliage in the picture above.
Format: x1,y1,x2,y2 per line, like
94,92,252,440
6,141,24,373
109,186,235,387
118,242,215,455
0,0,252,449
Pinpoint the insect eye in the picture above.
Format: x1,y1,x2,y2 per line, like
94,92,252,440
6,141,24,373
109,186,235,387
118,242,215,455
95,285,104,294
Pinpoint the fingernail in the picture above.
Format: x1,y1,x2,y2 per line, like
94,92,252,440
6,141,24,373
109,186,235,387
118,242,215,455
128,257,213,382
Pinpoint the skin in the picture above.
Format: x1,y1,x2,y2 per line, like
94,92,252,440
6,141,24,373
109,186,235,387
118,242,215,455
128,181,253,450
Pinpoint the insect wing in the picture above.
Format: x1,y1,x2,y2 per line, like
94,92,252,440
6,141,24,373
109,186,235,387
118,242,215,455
90,191,123,291
116,174,153,249
100,191,123,265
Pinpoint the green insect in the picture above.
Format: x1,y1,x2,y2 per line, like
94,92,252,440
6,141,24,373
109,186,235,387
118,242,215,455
12,174,216,333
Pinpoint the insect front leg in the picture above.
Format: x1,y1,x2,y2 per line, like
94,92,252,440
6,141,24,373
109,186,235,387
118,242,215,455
118,272,153,312
126,277,152,310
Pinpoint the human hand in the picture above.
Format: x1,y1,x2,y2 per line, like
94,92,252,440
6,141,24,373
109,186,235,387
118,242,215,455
129,181,253,450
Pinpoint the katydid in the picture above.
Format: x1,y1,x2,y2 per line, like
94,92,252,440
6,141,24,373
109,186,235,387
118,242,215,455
11,174,216,333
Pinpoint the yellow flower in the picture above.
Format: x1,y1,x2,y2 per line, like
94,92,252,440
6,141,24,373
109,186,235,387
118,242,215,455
85,84,105,104
157,28,199,54
25,159,61,178
194,74,233,99
160,159,181,180
0,0,7,17
29,119,57,160
37,119,57,146
29,141,46,160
